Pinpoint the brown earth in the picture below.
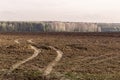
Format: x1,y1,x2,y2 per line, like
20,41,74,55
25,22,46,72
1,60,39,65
0,32,120,80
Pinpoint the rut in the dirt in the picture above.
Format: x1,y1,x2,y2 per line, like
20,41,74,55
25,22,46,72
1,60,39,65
43,46,63,76
2,40,41,75
8,45,41,73
27,39,64,76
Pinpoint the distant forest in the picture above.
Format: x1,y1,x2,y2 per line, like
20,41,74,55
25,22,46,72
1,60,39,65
0,21,120,32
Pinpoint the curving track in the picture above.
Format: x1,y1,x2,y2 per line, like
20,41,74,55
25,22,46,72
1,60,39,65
43,46,63,76
27,39,64,76
1,39,63,79
2,40,41,76
7,45,41,74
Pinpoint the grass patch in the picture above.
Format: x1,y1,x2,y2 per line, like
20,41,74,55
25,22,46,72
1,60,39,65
65,72,120,80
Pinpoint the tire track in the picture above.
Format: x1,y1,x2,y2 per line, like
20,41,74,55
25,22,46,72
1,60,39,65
43,46,63,76
79,52,119,65
88,56,119,65
7,45,41,74
1,40,41,76
27,39,64,76
80,53,118,62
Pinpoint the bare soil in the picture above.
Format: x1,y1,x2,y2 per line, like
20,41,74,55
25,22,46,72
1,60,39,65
0,32,120,80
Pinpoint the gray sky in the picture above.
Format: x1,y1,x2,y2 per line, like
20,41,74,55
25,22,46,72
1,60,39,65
0,0,120,22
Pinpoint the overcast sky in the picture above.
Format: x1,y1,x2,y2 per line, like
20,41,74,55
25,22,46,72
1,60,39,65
0,0,120,22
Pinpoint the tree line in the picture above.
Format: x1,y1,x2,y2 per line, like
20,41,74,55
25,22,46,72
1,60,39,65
0,21,120,32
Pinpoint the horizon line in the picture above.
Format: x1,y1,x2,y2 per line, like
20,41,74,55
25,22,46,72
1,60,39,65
0,20,120,24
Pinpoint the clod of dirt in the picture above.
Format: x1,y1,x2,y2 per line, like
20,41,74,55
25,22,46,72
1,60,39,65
6,45,17,49
67,44,88,50
38,46,51,50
